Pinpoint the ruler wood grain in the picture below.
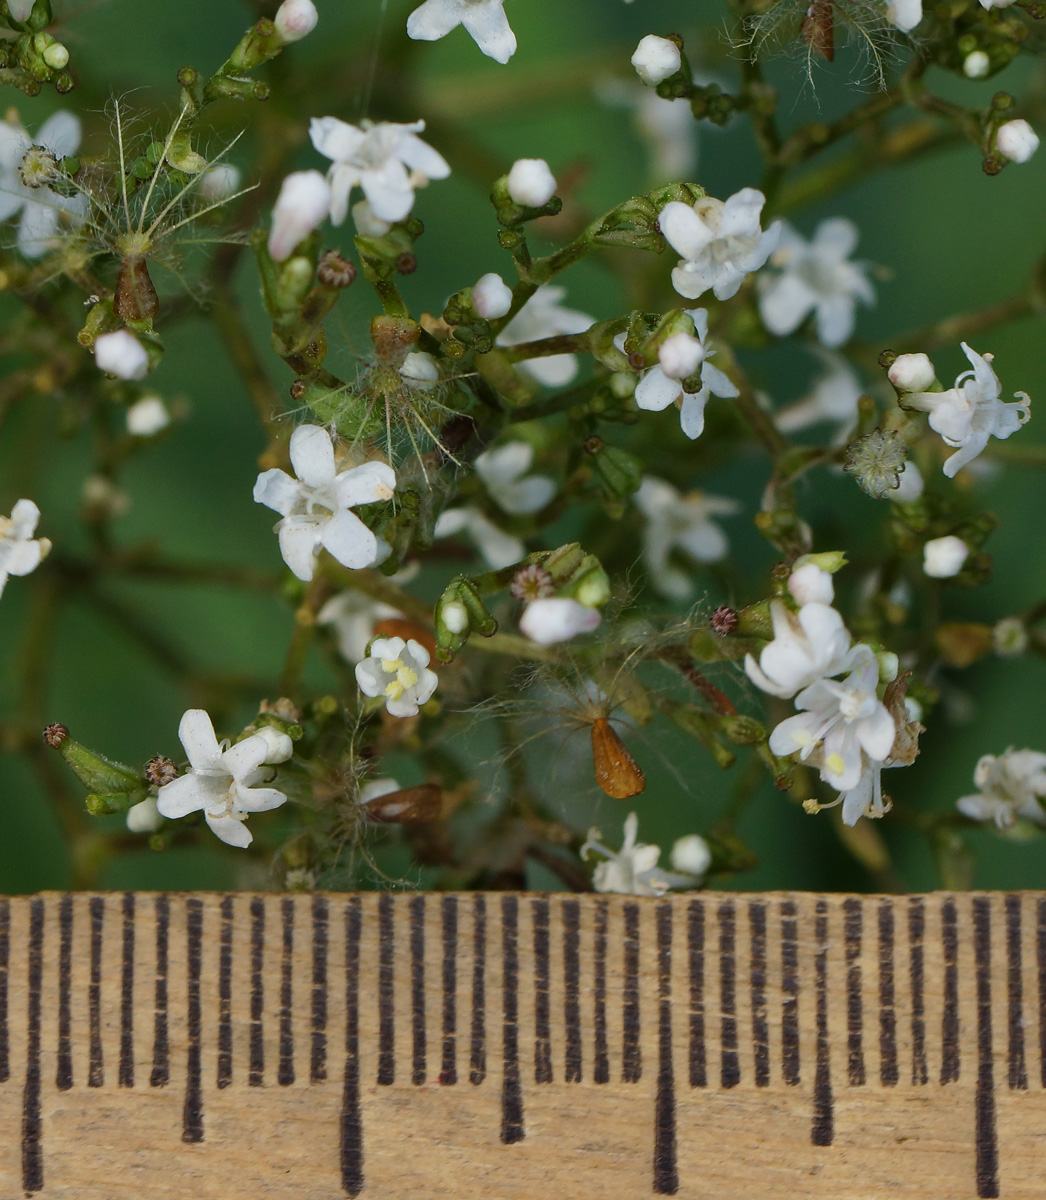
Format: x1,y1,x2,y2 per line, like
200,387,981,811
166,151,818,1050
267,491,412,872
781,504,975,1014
1,891,1045,1198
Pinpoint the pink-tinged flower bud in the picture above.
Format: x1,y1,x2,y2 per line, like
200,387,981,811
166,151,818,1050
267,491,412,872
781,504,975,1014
506,158,557,207
888,352,935,392
268,169,331,261
274,0,318,43
519,597,601,645
997,119,1040,164
923,535,968,578
472,272,512,319
95,330,149,380
657,331,702,380
631,34,681,86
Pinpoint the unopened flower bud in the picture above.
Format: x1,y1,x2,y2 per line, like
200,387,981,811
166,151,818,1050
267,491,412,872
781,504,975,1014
506,158,557,207
198,163,241,202
268,169,331,262
876,650,899,682
42,41,69,69
963,50,990,79
274,0,318,43
888,352,935,392
7,0,33,20
352,199,392,237
631,34,681,86
670,833,711,877
126,795,163,833
924,535,968,578
441,599,468,634
788,562,833,606
997,119,1040,164
126,395,170,437
95,330,149,380
574,566,611,609
993,616,1028,657
519,597,601,645
43,723,69,748
317,249,356,288
472,272,512,319
657,331,703,380
145,755,178,786
252,726,294,763
892,460,924,502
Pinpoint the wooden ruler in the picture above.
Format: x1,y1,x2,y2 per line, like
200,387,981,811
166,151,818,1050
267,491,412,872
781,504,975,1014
1,891,1044,1198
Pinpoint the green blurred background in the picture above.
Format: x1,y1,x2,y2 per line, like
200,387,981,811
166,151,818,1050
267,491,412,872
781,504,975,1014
1,0,1044,894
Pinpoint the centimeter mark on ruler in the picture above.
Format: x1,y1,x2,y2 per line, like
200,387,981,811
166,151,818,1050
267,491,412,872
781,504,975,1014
2,892,1045,1198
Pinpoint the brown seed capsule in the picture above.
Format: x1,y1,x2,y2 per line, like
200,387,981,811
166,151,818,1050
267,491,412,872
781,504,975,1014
801,0,835,62
42,723,69,748
362,782,442,824
317,249,356,289
114,257,160,322
145,755,179,787
372,617,437,659
591,717,646,799
710,605,738,636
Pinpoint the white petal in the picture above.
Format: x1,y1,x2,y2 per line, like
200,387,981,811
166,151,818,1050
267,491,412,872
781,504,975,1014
679,389,710,439
519,354,578,387
321,509,379,569
289,425,336,487
355,658,388,698
360,158,415,223
277,518,320,580
35,111,80,158
701,361,738,399
720,187,766,237
499,475,555,515
635,367,681,412
407,0,466,39
858,704,897,761
398,131,452,180
235,784,288,813
759,274,816,337
17,199,59,259
815,296,856,349
205,813,254,847
223,735,270,781
155,774,207,819
178,709,222,770
334,460,396,507
677,515,727,562
253,468,300,516
309,116,364,163
476,441,532,486
659,201,713,261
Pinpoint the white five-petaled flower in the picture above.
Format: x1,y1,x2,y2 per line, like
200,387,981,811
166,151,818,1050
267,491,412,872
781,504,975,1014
635,476,738,601
769,648,896,792
434,506,523,568
253,425,396,581
758,218,874,348
956,747,1046,830
475,441,555,515
519,597,601,645
905,342,1030,478
309,116,450,225
623,308,739,439
0,498,50,597
660,187,781,302
496,285,594,387
268,170,331,261
0,110,85,259
775,349,862,445
155,710,292,848
355,635,438,718
580,813,707,896
744,600,856,700
406,0,516,63
886,0,922,31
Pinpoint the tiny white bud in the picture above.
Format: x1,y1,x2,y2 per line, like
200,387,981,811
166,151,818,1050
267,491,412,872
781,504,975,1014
351,199,392,237
788,562,834,606
631,34,681,86
400,351,439,387
360,778,400,805
268,169,331,262
997,118,1040,164
963,50,990,79
42,42,69,69
198,163,241,203
993,616,1028,658
876,650,899,682
95,329,149,380
252,726,294,764
126,395,170,437
519,597,601,645
472,272,513,320
892,459,924,502
888,352,936,392
506,158,557,208
670,833,711,878
126,796,163,834
923,535,968,578
274,0,318,43
442,600,469,634
657,331,703,380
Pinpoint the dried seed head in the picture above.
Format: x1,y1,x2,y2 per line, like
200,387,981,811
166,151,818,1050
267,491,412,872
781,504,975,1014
843,428,908,500
510,563,554,602
42,722,69,748
591,717,646,799
114,257,160,322
317,249,356,289
710,605,738,635
145,755,179,787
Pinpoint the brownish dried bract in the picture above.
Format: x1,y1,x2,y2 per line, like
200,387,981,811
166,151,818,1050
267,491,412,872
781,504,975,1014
591,717,646,799
883,671,925,766
114,258,160,321
801,0,835,61
362,782,443,824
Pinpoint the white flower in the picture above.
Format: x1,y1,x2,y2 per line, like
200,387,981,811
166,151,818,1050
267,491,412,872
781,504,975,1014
155,710,290,848
744,600,856,699
0,110,85,258
519,597,601,645
95,330,149,380
126,396,170,437
775,349,862,444
434,506,523,568
475,441,555,515
660,187,781,302
997,119,1039,164
310,116,450,224
769,648,896,791
268,169,331,261
406,0,516,63
197,163,241,203
888,352,936,393
839,759,891,826
905,342,1030,478
355,635,438,717
625,309,739,439
274,0,318,42
758,218,874,348
317,591,402,662
635,476,738,601
472,272,512,319
886,0,922,30
923,535,968,578
506,158,556,208
126,796,163,834
0,499,50,598
496,285,594,387
581,813,701,896
631,35,681,86
253,425,396,580
957,747,1046,829
788,562,834,606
